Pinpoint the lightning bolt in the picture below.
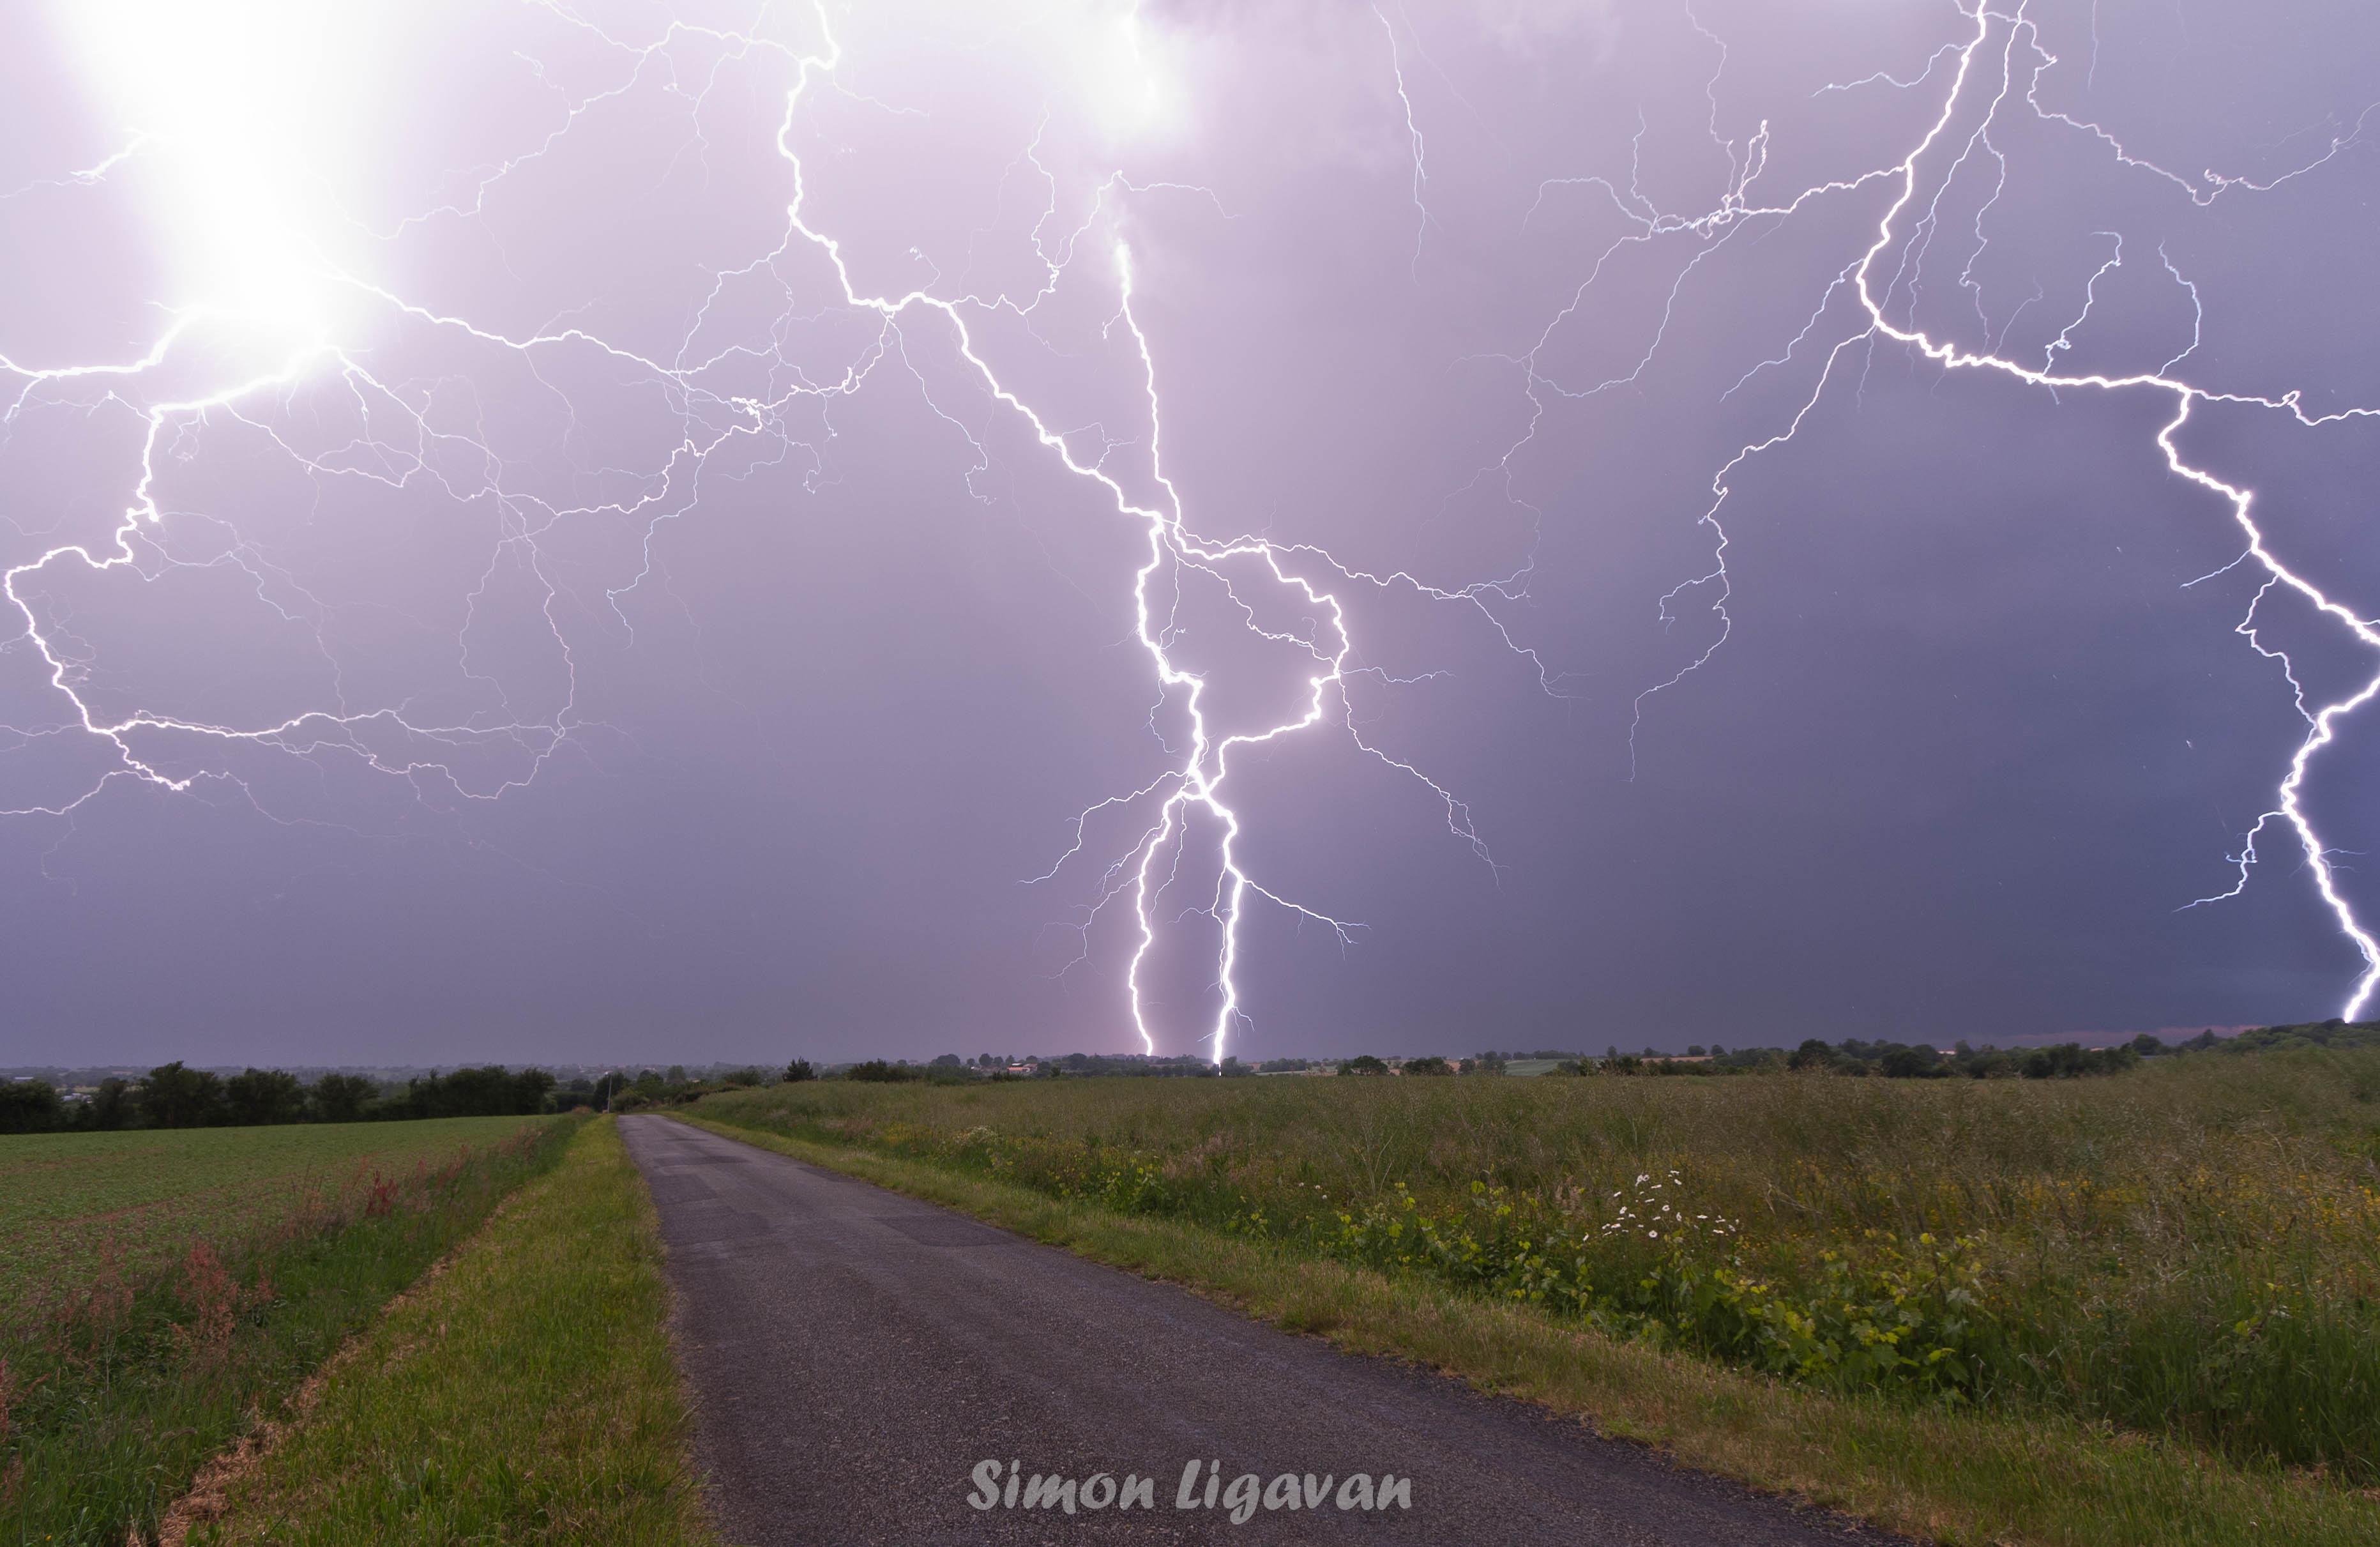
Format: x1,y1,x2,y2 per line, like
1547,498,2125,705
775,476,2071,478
1544,2,2380,1015
10,0,2376,1052
1,3,1505,1064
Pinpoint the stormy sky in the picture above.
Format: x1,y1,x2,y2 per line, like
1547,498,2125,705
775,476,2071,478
3,1,2376,1067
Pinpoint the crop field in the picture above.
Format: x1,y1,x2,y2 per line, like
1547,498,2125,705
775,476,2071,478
697,1051,2380,1485
0,1116,575,1545
0,1116,556,1324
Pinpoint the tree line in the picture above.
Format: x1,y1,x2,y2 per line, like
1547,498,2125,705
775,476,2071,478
0,1062,560,1134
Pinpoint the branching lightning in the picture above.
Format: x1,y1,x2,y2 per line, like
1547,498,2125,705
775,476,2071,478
0,1,1503,1062
8,0,2379,1051
1517,1,2380,1014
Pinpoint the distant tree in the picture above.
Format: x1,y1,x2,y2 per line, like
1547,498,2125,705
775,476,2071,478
844,1060,922,1083
784,1058,816,1083
1686,1045,1708,1058
930,1053,964,1069
0,1079,62,1134
720,1067,766,1088
2020,1043,2139,1079
1708,1044,1727,1057
1338,1055,1390,1076
225,1067,307,1125
1402,1056,1453,1076
665,1065,688,1085
1787,1039,1832,1072
1878,1046,1946,1079
142,1062,227,1128
84,1076,138,1131
2129,1033,2165,1058
309,1072,377,1123
403,1065,556,1118
1218,1056,1253,1078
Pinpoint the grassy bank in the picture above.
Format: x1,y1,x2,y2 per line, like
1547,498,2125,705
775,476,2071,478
190,1116,711,1547
1,1117,572,1546
683,1055,2380,1543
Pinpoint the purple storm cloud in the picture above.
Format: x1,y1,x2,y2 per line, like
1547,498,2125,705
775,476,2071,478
3,1,2376,1066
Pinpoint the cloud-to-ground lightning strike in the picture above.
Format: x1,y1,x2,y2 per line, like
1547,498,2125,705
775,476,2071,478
7,1,2377,1045
0,3,1499,1062
1513,1,2380,1014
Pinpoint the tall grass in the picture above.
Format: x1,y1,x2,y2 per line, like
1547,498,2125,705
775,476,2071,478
697,1052,2380,1479
0,1117,576,1546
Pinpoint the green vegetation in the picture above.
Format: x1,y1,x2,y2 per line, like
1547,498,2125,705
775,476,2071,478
689,1050,2380,1515
1,1063,563,1135
192,1117,712,1547
0,1117,567,1320
0,1117,572,1546
679,1109,2380,1547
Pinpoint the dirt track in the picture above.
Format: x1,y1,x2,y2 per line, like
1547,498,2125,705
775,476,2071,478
621,1113,1905,1546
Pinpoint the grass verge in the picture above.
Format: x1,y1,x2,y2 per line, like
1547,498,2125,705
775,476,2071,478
189,1116,712,1547
675,1111,2380,1547
3,1117,573,1546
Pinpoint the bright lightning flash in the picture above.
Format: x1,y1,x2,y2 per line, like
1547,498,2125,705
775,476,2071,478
0,1,1496,1062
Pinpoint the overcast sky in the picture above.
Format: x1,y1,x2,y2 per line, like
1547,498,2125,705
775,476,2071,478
3,0,2377,1067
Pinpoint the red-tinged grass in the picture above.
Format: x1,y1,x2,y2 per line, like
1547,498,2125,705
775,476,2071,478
0,1118,573,1546
0,1117,565,1324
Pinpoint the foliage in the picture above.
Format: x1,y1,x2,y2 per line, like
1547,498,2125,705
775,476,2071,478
387,1065,554,1120
843,1059,926,1083
0,1080,61,1134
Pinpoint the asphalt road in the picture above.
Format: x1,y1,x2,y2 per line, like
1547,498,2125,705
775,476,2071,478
620,1115,1903,1547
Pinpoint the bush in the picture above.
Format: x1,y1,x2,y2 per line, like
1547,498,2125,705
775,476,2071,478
1338,1055,1390,1076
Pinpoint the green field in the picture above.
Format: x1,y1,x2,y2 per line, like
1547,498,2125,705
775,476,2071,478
0,1118,557,1323
1,1116,575,1545
690,1051,2380,1538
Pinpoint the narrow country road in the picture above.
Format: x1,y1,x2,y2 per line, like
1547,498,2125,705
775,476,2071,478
621,1115,1902,1547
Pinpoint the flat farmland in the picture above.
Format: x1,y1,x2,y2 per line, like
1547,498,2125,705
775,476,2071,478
0,1116,550,1321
